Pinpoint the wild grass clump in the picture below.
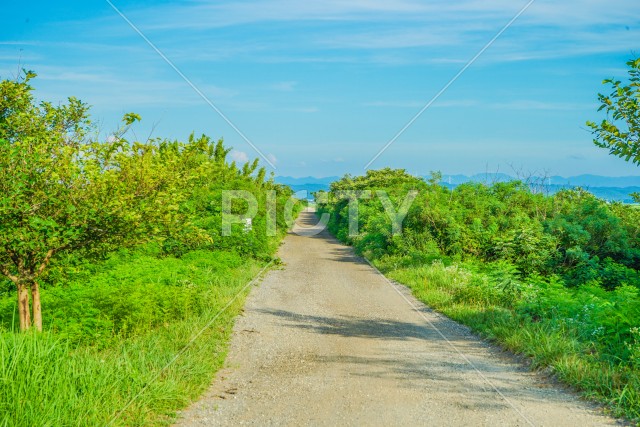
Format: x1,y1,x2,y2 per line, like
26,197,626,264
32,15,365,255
0,251,262,426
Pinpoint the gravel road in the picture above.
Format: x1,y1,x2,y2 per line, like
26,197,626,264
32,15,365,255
176,209,622,426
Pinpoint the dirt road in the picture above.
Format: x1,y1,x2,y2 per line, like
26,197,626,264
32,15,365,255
177,209,620,426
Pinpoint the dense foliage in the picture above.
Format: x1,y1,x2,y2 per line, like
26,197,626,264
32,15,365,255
588,57,640,167
322,169,640,288
0,72,298,424
319,168,640,421
0,72,185,331
0,252,264,425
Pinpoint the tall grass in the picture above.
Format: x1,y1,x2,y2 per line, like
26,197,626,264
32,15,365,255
386,260,640,423
0,249,263,426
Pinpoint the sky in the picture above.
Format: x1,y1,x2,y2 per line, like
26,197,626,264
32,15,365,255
1,0,640,178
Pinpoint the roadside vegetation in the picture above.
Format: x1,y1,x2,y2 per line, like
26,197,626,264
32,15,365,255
319,58,640,423
0,71,298,425
318,169,640,421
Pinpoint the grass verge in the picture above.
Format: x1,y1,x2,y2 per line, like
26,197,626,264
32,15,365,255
383,261,640,424
0,250,265,426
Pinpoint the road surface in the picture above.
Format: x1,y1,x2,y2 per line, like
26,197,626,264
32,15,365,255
177,209,620,426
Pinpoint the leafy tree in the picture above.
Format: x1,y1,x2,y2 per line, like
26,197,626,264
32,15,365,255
587,58,640,165
0,72,177,331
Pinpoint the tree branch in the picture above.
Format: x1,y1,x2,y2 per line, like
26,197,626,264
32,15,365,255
35,248,55,278
0,264,20,284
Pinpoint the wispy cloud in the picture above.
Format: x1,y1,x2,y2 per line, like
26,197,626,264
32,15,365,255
487,100,589,111
132,0,440,30
364,99,480,108
269,81,298,91
364,99,588,110
14,64,236,110
363,100,424,108
120,0,639,30
0,41,43,46
96,0,639,59
32,0,634,71
286,106,319,113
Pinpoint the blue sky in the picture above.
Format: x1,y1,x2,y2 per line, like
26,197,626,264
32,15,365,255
2,1,639,177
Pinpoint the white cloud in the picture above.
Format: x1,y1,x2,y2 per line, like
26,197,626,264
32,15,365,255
487,100,589,111
267,153,278,165
363,100,424,108
0,41,43,46
363,99,587,110
369,99,479,109
55,0,639,68
269,81,297,91
12,64,236,111
288,106,319,113
133,0,440,31
230,150,249,163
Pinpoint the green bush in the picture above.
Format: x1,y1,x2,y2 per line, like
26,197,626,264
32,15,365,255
321,169,640,421
0,72,300,424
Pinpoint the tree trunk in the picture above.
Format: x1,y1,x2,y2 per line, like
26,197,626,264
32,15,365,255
17,283,31,331
30,281,42,332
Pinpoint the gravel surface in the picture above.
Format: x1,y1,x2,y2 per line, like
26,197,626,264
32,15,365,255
176,209,623,426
